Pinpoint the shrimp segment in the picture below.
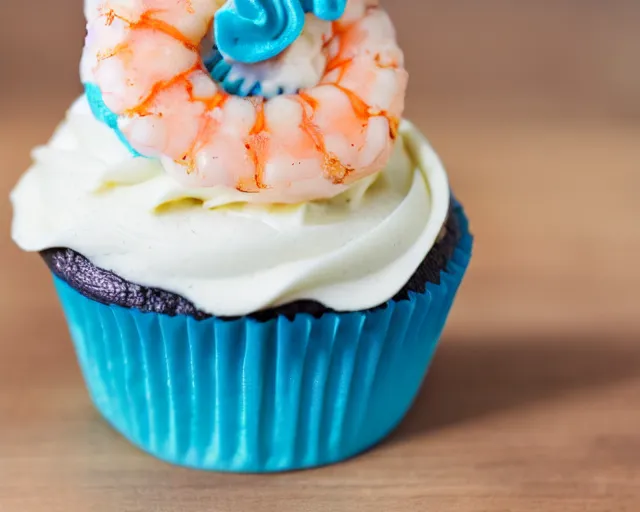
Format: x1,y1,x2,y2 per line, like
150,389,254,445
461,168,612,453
83,0,408,203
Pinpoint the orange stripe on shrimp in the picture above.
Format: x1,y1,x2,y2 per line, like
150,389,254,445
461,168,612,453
84,0,408,203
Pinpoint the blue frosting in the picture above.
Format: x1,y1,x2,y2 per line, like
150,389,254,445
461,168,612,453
205,49,280,97
300,0,347,21
84,83,141,157
214,0,347,64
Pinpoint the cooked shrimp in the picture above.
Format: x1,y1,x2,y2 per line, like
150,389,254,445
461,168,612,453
81,0,408,203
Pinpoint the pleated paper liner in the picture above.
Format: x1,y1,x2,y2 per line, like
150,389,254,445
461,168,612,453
53,201,472,472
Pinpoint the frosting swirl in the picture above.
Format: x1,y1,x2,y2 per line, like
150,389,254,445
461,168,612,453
11,97,449,316
215,0,347,64
209,14,332,97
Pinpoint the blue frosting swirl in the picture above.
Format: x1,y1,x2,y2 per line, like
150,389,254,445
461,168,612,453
205,49,279,97
214,0,347,64
300,0,348,21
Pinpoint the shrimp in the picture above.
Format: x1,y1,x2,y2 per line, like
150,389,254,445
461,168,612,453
81,0,408,203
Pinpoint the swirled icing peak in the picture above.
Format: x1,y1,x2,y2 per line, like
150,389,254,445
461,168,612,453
215,0,347,63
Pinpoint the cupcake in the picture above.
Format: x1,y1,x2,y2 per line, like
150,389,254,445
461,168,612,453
11,0,472,472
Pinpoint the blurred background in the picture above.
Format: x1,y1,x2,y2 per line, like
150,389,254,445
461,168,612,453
0,1,639,510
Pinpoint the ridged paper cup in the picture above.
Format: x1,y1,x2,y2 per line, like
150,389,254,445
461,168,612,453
53,201,472,472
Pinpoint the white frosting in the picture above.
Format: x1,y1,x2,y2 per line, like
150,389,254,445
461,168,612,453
11,97,450,316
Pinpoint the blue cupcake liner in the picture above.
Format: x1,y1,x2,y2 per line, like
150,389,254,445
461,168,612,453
53,201,472,472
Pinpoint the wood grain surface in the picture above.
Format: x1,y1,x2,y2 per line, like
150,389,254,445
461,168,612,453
1,1,639,511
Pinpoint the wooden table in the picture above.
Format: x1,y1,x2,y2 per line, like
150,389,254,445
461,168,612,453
1,2,639,511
